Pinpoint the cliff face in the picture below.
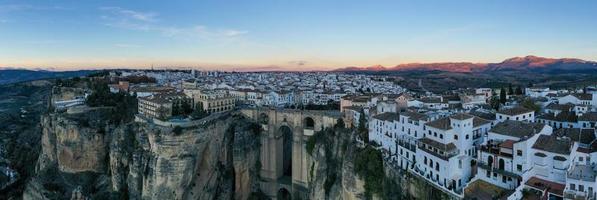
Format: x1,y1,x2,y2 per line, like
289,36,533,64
24,108,262,200
306,127,368,200
305,126,455,200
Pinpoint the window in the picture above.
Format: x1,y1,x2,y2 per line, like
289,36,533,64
579,185,584,192
580,157,584,161
571,184,576,191
502,176,506,183
454,135,458,140
465,135,469,140
517,150,523,156
440,134,443,139
424,157,427,164
517,164,522,171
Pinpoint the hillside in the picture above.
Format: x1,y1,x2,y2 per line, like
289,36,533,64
0,69,96,85
333,55,597,73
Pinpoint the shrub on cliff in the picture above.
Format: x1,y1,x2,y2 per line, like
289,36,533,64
354,146,384,199
172,126,183,135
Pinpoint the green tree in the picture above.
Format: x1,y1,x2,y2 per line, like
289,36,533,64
171,103,180,116
191,108,208,120
358,109,369,142
490,96,501,110
499,87,507,104
181,100,192,115
515,86,523,95
508,84,514,95
335,118,345,129
521,98,541,113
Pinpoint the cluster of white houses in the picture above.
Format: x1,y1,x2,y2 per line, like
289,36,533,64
358,88,597,200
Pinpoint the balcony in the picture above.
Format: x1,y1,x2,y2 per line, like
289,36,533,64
477,161,521,179
564,190,588,200
397,140,417,152
479,145,513,158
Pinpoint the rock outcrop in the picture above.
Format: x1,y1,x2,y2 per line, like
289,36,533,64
24,108,262,200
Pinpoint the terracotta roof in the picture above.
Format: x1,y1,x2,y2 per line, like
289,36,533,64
571,93,593,100
525,177,565,196
579,112,597,122
500,140,515,149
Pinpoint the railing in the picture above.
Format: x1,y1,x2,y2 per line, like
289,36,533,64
479,145,513,158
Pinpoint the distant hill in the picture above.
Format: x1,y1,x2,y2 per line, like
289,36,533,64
333,56,597,74
0,69,96,85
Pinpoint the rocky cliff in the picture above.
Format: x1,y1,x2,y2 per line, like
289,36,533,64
23,107,262,200
306,126,368,200
306,125,455,200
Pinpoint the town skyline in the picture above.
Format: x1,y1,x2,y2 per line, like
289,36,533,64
2,0,597,70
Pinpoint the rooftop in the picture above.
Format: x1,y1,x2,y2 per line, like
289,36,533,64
545,103,574,111
490,121,545,139
571,93,593,100
554,128,596,146
464,179,513,200
400,111,429,121
532,135,572,155
372,112,400,121
538,111,578,122
426,117,451,130
567,164,597,182
418,137,457,153
579,112,597,122
525,176,565,196
497,106,533,116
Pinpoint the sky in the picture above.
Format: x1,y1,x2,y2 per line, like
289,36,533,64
1,0,597,71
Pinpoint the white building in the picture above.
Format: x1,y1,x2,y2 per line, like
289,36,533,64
525,87,556,98
496,107,535,122
475,121,552,191
414,113,491,194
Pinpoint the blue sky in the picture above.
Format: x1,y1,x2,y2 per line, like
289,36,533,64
1,0,596,71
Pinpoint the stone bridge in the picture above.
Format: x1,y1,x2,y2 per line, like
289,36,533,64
240,108,341,199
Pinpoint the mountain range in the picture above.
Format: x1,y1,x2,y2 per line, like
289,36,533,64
333,56,597,73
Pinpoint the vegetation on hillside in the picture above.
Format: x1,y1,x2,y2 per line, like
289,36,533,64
354,146,385,199
86,79,138,124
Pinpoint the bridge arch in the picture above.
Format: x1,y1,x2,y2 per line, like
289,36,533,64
239,108,342,199
304,117,315,130
277,188,291,200
279,125,293,177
